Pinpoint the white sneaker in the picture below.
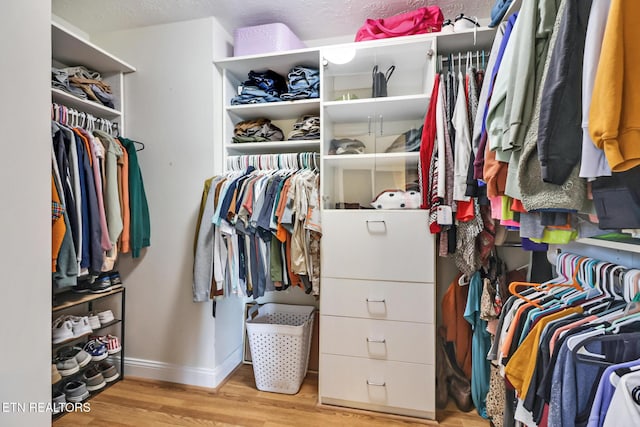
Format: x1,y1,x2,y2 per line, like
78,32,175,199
68,316,93,337
97,310,114,324
52,317,74,344
87,313,101,330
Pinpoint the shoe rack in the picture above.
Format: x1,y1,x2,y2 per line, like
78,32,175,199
51,288,126,419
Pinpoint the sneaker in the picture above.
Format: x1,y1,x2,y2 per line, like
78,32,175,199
97,310,115,324
109,271,123,289
83,339,108,361
82,366,106,391
72,277,92,293
51,364,62,384
55,355,79,376
91,334,121,355
52,317,74,344
57,346,92,368
63,381,90,403
68,316,93,337
90,274,112,293
87,313,101,330
52,390,66,414
96,360,120,383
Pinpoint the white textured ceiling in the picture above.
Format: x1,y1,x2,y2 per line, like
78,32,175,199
52,0,494,41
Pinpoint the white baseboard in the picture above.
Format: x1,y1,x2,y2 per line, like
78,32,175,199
122,347,243,389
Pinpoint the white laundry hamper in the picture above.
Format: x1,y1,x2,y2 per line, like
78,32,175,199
245,303,315,394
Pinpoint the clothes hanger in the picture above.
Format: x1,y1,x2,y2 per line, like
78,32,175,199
509,253,586,308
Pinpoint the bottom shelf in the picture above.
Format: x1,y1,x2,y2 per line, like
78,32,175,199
52,355,123,420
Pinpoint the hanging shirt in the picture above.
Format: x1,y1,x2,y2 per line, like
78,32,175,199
453,70,472,202
464,271,492,419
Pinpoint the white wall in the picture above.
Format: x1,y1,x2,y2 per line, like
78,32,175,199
0,1,51,426
93,17,241,388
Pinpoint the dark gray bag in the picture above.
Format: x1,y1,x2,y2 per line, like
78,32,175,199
372,65,395,97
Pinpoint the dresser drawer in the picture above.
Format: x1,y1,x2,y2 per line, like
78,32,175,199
320,278,434,323
320,316,434,364
321,210,435,283
319,354,435,418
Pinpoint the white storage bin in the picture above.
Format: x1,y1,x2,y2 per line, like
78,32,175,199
233,23,306,57
246,303,315,394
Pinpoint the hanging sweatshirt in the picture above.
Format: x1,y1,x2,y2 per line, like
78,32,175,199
589,0,640,172
486,0,559,164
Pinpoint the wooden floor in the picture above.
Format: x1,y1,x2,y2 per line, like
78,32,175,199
53,364,488,427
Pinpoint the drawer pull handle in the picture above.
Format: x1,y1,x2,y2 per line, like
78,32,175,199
366,380,386,387
365,220,387,234
366,298,386,303
366,338,386,344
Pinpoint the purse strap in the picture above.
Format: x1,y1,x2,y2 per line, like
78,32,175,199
385,66,395,82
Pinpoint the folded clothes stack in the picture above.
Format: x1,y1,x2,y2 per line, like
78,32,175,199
51,66,114,108
385,125,424,153
231,65,320,105
232,118,284,143
288,115,320,140
329,138,366,155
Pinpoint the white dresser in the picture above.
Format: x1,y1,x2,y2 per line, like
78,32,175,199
319,210,436,419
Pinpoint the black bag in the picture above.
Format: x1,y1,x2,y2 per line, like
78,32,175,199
372,65,395,97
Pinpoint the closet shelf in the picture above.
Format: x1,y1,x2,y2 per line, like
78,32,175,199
52,21,136,73
323,95,429,123
226,99,320,121
576,236,640,254
435,26,498,57
215,48,320,79
53,288,124,312
226,140,320,154
51,88,122,120
51,331,93,348
323,152,419,169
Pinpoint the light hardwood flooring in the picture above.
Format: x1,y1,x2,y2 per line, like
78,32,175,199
53,364,488,427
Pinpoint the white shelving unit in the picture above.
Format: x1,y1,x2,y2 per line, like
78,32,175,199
51,21,135,419
215,27,498,421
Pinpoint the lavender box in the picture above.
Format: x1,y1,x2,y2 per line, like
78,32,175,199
233,23,306,57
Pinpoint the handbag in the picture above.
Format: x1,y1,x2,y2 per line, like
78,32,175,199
355,6,444,42
372,65,395,98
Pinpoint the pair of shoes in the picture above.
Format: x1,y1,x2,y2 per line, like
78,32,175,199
90,274,113,293
52,364,62,385
72,276,93,293
108,271,123,289
52,390,66,414
57,346,92,369
52,315,93,344
91,271,124,293
83,366,107,391
87,313,101,330
54,355,80,377
438,327,474,412
90,334,121,355
96,360,120,383
98,310,115,324
83,339,109,361
63,381,90,403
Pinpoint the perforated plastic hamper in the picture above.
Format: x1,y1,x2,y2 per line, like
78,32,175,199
245,303,315,394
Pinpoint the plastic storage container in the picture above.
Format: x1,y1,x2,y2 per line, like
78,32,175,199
246,303,315,394
233,23,306,57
